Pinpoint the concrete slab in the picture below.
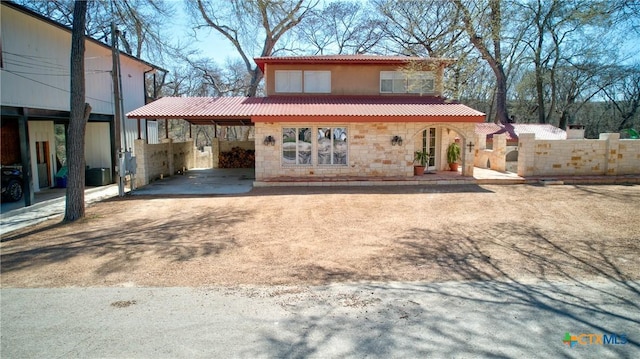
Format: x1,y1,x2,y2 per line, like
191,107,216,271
0,169,254,235
131,168,255,196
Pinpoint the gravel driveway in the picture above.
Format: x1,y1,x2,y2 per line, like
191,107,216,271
1,184,638,287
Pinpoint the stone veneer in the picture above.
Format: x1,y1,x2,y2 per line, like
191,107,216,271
517,132,640,177
254,122,476,182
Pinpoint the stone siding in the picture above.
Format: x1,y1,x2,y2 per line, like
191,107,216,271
517,133,640,177
254,122,476,181
617,139,640,175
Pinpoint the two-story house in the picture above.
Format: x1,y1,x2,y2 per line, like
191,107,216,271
1,1,165,200
127,55,485,185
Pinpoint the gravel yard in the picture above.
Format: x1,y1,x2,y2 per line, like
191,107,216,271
1,184,638,287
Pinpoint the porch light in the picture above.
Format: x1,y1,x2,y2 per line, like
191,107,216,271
264,135,276,146
391,135,403,146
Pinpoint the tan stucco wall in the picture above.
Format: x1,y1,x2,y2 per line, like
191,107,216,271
254,122,475,181
263,63,445,97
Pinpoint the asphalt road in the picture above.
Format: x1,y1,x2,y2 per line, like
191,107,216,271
2,280,638,358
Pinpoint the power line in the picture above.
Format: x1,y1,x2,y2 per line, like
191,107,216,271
3,69,114,105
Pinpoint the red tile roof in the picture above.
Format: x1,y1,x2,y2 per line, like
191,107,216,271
127,96,486,124
475,123,566,141
254,54,456,72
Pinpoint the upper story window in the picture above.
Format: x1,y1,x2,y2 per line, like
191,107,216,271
380,71,434,94
275,70,302,93
275,70,331,93
304,71,331,93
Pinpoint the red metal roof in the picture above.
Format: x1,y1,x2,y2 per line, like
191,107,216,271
127,96,486,124
475,123,567,141
254,54,455,72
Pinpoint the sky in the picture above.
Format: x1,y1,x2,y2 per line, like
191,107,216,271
166,3,242,67
166,1,640,70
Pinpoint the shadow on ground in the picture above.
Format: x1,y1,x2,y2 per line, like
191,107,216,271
0,206,251,277
244,223,639,357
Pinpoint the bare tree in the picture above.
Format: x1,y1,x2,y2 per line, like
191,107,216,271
188,0,318,97
453,0,510,124
515,0,623,125
64,0,90,222
17,0,173,62
297,1,384,55
601,65,640,132
375,0,463,58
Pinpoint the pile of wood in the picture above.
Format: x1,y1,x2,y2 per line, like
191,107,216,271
219,147,255,168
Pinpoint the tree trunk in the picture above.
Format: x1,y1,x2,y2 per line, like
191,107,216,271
453,0,509,124
64,0,89,222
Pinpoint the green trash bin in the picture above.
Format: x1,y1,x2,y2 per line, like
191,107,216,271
85,168,112,186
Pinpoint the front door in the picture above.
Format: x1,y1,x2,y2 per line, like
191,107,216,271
422,128,437,171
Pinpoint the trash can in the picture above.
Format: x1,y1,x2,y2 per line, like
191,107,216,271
55,166,68,188
85,168,112,186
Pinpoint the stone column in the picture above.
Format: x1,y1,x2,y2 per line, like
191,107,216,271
517,133,535,177
211,138,220,168
600,133,620,176
134,139,149,187
492,133,507,171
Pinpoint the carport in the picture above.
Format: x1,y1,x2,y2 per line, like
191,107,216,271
127,97,256,138
126,98,256,189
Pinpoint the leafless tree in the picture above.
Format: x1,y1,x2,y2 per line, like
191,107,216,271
296,1,385,55
452,0,510,124
375,0,463,58
17,0,173,62
601,65,640,132
188,0,318,97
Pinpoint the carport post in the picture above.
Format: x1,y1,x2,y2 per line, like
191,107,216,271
18,111,34,206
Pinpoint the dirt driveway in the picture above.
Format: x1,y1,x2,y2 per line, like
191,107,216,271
1,184,638,287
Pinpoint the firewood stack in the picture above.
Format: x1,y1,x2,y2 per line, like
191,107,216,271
219,147,255,168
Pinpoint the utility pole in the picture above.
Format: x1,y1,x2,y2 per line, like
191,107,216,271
111,21,125,196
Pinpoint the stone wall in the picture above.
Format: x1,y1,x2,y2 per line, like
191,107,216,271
618,139,640,175
517,133,640,177
134,139,195,187
474,133,507,171
194,146,213,169
254,122,476,181
173,140,194,173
